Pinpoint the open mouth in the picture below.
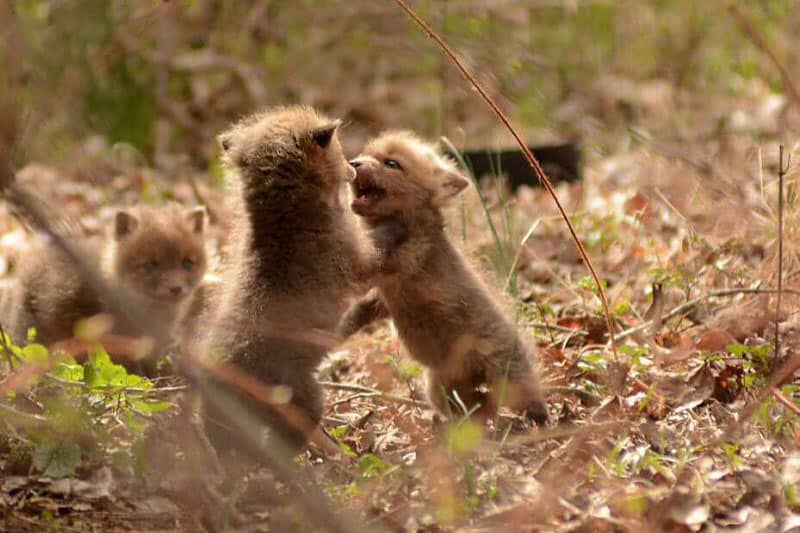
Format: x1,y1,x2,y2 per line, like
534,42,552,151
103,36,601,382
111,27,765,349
351,176,386,213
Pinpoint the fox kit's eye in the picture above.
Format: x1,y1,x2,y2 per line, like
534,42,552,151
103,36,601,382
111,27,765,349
182,258,195,272
384,159,401,170
141,261,158,273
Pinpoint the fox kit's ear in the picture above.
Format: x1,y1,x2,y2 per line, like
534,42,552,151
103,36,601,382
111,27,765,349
311,119,341,148
114,210,139,240
185,206,206,234
218,133,232,152
433,169,470,206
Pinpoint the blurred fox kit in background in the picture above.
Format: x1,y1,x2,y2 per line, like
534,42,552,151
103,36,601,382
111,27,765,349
1,203,207,373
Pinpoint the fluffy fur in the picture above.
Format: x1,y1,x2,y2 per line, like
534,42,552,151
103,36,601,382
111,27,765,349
202,105,385,456
5,203,207,363
339,131,549,424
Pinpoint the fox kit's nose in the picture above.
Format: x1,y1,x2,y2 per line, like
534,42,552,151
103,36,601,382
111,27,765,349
349,158,362,168
169,285,183,296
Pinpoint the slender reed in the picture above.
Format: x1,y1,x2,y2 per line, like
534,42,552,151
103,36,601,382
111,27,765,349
392,0,619,360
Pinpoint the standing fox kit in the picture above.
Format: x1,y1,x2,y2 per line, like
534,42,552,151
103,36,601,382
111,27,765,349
8,204,207,359
202,106,395,457
339,131,549,424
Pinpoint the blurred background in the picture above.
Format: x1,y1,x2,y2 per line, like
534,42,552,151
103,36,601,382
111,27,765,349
2,0,799,293
3,0,799,301
6,0,800,171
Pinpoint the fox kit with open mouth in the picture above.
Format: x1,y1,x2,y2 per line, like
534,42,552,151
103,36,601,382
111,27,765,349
339,131,549,425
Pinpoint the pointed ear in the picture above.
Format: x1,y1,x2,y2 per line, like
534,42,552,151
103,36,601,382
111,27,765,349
185,206,206,234
114,210,139,240
433,170,470,206
311,120,341,148
218,133,232,152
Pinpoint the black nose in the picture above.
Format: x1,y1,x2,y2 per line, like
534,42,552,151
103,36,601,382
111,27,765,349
169,286,183,295
349,159,362,168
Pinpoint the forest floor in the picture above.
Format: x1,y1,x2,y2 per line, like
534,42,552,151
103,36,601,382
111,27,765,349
1,76,800,532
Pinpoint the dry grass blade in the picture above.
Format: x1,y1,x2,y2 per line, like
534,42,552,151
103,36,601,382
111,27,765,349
391,0,619,363
614,286,800,341
774,145,787,368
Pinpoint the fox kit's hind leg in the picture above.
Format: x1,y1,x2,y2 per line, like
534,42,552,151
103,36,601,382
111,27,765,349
428,358,549,425
489,354,549,425
492,374,549,425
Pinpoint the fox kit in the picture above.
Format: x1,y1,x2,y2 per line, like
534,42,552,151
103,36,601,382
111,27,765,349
339,131,549,424
202,105,391,457
7,203,207,363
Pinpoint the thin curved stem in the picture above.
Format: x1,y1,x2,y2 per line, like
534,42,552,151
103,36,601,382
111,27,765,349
392,0,619,361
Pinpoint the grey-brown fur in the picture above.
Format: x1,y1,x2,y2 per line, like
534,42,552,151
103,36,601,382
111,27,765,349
339,131,549,424
3,203,207,367
201,105,380,457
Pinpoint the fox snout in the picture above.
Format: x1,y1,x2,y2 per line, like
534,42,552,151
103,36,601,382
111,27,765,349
349,156,379,175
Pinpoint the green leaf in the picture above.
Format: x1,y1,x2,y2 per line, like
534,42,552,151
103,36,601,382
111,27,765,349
399,361,423,379
613,300,632,316
330,425,349,440
445,420,483,456
20,343,50,369
339,442,358,458
357,454,394,479
84,347,149,390
726,343,749,357
132,399,172,414
51,360,84,382
33,441,82,478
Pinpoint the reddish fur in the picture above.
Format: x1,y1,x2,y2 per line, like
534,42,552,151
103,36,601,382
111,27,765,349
339,131,549,424
4,203,207,370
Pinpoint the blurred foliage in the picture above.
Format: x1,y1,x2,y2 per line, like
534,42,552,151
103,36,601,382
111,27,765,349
1,331,169,479
7,0,800,168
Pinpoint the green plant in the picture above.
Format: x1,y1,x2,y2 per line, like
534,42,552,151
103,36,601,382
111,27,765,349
1,334,173,478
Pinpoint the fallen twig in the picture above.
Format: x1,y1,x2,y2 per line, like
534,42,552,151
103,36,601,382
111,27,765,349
615,286,800,341
0,402,48,428
44,373,188,395
523,322,589,335
321,380,428,407
772,388,800,417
